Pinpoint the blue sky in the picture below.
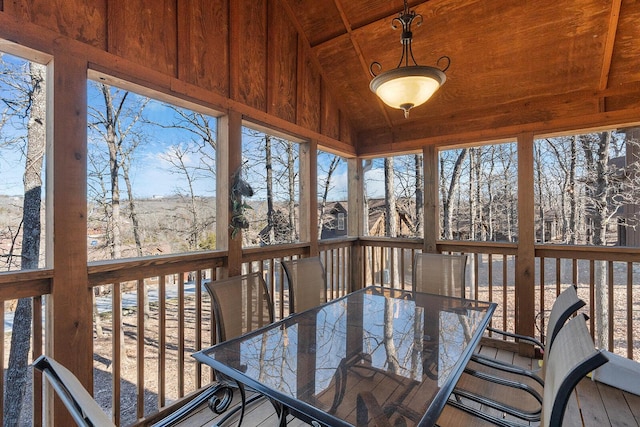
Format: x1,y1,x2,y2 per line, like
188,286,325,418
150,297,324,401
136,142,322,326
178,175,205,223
1,51,384,202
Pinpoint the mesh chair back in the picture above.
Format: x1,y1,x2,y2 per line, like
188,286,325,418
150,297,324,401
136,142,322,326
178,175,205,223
412,253,467,298
33,355,116,427
545,285,586,348
204,272,274,343
540,285,586,378
541,314,608,427
282,256,327,313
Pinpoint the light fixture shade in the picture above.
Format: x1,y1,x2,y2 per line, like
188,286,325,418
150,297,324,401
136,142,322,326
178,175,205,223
370,65,446,116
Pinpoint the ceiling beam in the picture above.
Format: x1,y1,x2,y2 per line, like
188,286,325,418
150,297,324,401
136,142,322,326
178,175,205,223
333,0,395,128
357,105,640,157
598,0,623,112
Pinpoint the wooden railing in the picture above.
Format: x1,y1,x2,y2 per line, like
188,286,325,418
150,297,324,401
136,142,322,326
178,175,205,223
9,238,640,425
361,238,640,360
319,237,356,299
87,251,227,426
0,269,52,427
535,245,640,359
360,238,520,340
85,240,358,426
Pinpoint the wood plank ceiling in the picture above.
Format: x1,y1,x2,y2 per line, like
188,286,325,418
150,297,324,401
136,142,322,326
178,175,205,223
281,0,640,151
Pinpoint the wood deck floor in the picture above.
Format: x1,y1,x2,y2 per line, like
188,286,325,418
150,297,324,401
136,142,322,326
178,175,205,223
173,343,640,427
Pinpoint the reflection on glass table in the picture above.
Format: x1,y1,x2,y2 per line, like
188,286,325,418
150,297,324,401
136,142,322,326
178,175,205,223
193,286,496,427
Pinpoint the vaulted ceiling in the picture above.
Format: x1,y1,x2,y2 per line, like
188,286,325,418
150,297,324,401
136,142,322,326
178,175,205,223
281,0,640,151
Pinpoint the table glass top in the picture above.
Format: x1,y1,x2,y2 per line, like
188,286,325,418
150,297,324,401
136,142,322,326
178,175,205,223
193,286,495,426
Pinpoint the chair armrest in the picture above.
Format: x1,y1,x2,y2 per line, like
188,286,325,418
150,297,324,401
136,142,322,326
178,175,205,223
486,326,544,349
457,368,543,420
446,397,524,427
469,354,544,386
151,383,224,427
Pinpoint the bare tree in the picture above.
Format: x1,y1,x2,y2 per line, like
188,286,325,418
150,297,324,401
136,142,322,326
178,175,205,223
581,131,614,348
265,134,275,244
545,136,579,243
392,154,422,238
440,149,468,239
363,160,373,237
160,108,217,248
121,148,143,256
581,132,615,246
384,157,397,238
496,143,516,242
484,146,496,241
3,61,46,426
317,154,342,237
159,143,207,251
88,84,148,258
414,154,424,237
286,140,297,241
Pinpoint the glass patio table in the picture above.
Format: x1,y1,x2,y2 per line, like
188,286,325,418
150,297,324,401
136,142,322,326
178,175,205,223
193,286,496,427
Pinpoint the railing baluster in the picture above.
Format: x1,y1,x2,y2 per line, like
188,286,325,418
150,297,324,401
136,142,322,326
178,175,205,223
628,262,633,359
473,253,479,311
400,247,404,287
32,296,42,427
488,253,493,311
113,282,122,426
137,278,145,419
502,254,508,334
195,270,203,389
158,275,166,408
555,257,561,295
608,261,614,353
330,248,335,298
589,260,595,339
0,301,5,426
178,273,185,398
539,257,545,345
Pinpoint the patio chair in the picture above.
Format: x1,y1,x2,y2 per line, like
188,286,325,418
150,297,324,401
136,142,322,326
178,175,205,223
455,284,586,421
412,252,467,297
412,252,469,380
281,256,327,313
202,271,275,426
32,354,219,427
442,313,609,427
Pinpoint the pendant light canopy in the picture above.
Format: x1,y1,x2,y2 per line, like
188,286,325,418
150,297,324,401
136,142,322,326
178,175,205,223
370,0,450,118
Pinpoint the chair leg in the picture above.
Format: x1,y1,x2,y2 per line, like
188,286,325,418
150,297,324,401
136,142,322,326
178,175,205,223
208,383,234,415
236,382,247,426
209,382,266,426
151,384,221,427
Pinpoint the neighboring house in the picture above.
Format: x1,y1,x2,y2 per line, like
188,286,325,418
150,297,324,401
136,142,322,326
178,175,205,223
319,198,419,239
537,209,563,243
367,199,416,237
320,201,348,239
611,138,640,246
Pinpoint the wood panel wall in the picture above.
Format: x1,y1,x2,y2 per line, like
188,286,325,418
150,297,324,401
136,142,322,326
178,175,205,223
0,0,355,152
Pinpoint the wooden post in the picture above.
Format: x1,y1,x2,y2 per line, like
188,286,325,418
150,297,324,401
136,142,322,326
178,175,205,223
423,145,439,253
299,139,318,255
348,158,363,290
516,133,536,357
47,50,92,426
216,114,230,254
220,111,243,277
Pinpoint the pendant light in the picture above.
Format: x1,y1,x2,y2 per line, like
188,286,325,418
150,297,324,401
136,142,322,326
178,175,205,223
370,0,450,118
